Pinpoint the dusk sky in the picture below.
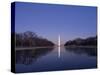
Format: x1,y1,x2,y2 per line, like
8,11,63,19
15,2,97,44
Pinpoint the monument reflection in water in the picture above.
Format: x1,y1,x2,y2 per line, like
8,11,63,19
15,47,97,73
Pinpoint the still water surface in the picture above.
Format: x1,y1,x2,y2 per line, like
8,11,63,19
15,47,97,73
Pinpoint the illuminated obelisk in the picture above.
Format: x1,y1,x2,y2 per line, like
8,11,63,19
58,35,61,58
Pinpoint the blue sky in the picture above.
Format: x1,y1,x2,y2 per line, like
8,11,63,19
15,2,97,44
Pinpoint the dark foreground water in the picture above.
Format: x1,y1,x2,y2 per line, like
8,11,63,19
15,47,97,73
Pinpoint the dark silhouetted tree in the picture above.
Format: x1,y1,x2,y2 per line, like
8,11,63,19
15,31,54,47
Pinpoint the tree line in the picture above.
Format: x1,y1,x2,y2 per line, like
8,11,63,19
64,36,97,46
15,31,54,47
